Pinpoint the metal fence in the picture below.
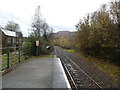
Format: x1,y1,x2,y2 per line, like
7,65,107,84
0,46,31,71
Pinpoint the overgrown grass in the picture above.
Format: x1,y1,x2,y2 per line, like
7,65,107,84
64,49,75,53
64,49,119,83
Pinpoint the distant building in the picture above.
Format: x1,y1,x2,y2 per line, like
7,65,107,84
0,28,23,48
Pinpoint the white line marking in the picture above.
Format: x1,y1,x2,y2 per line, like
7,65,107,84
57,58,71,89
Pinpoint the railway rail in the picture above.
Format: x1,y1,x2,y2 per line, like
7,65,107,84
54,46,115,89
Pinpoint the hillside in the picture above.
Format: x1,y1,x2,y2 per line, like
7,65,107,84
50,31,76,39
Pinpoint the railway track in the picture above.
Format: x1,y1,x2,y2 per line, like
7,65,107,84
54,46,103,89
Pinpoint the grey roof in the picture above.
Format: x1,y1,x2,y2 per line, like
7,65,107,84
1,29,16,37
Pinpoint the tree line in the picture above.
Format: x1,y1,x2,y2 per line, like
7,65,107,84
74,0,120,65
50,34,74,49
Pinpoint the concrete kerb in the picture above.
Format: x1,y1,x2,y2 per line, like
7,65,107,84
53,55,71,89
57,58,71,88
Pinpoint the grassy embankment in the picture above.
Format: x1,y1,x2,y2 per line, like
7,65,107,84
64,49,119,83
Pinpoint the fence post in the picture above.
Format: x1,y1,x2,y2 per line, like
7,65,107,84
18,46,20,63
7,47,10,69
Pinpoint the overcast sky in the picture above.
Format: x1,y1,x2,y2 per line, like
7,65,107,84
0,0,111,36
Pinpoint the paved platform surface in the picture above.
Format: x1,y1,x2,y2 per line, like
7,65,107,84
52,56,70,88
2,56,70,88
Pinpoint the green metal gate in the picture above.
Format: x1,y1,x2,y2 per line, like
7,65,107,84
0,46,31,71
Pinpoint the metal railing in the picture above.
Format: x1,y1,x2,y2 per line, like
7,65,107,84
0,46,31,71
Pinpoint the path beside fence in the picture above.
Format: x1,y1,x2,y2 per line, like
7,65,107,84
2,56,70,88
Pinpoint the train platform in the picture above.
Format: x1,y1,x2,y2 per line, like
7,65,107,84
2,55,70,89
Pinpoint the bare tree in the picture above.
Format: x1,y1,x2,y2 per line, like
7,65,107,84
32,6,43,37
5,21,20,32
42,22,54,41
42,22,49,40
31,5,53,41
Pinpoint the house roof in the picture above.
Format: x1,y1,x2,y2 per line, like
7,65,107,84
1,29,16,37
